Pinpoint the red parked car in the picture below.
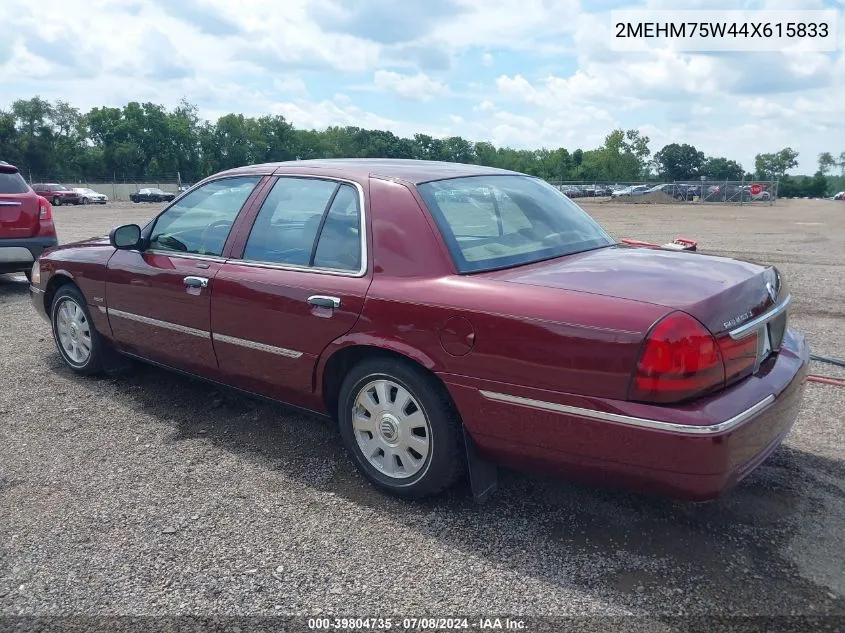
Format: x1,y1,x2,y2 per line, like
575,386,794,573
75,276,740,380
29,160,808,501
31,183,82,206
0,162,57,279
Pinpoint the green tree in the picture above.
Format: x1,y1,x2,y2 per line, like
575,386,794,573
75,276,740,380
818,152,836,174
10,97,56,178
808,171,828,197
754,147,799,180
700,156,744,181
653,143,705,181
584,129,650,181
474,141,498,167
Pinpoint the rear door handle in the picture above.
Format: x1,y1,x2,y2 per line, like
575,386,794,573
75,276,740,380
184,276,209,288
307,295,341,309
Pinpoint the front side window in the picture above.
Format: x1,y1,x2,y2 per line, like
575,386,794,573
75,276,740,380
417,175,614,273
243,177,362,272
148,176,260,256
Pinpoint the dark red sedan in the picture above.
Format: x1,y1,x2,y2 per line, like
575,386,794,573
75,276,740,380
31,183,82,206
29,159,808,501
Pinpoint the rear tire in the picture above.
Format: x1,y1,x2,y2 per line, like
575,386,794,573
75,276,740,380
338,357,464,499
50,285,104,376
52,197,61,206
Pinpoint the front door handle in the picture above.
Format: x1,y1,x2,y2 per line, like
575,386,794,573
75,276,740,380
184,276,209,288
307,295,341,309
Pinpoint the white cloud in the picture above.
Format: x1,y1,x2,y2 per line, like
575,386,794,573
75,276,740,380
268,95,428,138
0,0,841,176
372,70,448,101
473,100,496,113
273,76,309,95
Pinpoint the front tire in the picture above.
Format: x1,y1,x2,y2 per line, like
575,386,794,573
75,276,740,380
338,357,464,499
81,197,89,205
51,285,104,375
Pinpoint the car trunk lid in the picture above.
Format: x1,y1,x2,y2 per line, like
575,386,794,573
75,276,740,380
0,167,39,238
483,245,785,338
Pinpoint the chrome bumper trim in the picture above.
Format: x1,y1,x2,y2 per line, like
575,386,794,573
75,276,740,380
729,294,791,340
478,390,776,436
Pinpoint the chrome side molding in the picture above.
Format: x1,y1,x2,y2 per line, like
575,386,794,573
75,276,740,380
478,390,776,436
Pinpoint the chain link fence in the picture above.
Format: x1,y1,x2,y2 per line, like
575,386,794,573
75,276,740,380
24,173,780,205
548,180,779,205
25,175,188,201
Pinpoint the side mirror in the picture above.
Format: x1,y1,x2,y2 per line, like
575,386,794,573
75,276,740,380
109,224,142,250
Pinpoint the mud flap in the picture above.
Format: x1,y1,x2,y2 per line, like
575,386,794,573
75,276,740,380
463,426,497,503
101,339,133,376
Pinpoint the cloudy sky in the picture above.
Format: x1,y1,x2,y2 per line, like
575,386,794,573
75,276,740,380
1,0,843,174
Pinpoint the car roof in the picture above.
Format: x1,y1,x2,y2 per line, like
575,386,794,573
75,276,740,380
216,158,521,184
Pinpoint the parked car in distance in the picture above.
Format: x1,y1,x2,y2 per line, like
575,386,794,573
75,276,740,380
129,187,177,203
647,183,694,201
741,186,771,201
611,185,650,198
72,187,109,205
833,191,844,200
30,159,808,502
0,162,57,279
31,183,82,206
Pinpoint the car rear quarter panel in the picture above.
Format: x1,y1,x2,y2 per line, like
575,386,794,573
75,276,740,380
332,176,670,402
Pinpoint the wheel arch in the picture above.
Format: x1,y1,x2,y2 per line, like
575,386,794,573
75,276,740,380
317,337,447,421
43,271,78,315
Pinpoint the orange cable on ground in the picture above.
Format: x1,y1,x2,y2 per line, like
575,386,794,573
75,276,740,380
807,375,845,388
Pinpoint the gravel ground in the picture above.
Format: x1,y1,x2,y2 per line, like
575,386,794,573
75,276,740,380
1,199,843,625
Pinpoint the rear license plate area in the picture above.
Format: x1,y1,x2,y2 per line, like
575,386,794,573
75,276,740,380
755,312,787,368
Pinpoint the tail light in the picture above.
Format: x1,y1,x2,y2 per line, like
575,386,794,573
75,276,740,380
629,312,725,404
718,332,758,384
35,196,57,240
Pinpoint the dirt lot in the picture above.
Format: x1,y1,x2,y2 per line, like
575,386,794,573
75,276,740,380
1,199,844,624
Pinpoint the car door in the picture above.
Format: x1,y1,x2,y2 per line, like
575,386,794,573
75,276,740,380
209,176,372,410
105,175,266,378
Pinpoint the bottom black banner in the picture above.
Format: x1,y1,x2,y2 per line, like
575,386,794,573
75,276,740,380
0,616,843,633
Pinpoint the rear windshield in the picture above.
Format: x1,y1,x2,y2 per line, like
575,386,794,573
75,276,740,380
417,175,615,273
0,171,30,194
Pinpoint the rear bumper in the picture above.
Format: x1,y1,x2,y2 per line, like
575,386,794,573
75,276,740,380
442,328,809,501
0,236,57,273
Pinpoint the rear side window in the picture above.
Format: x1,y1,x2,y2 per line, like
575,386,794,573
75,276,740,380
243,177,362,272
417,175,614,273
0,171,30,194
